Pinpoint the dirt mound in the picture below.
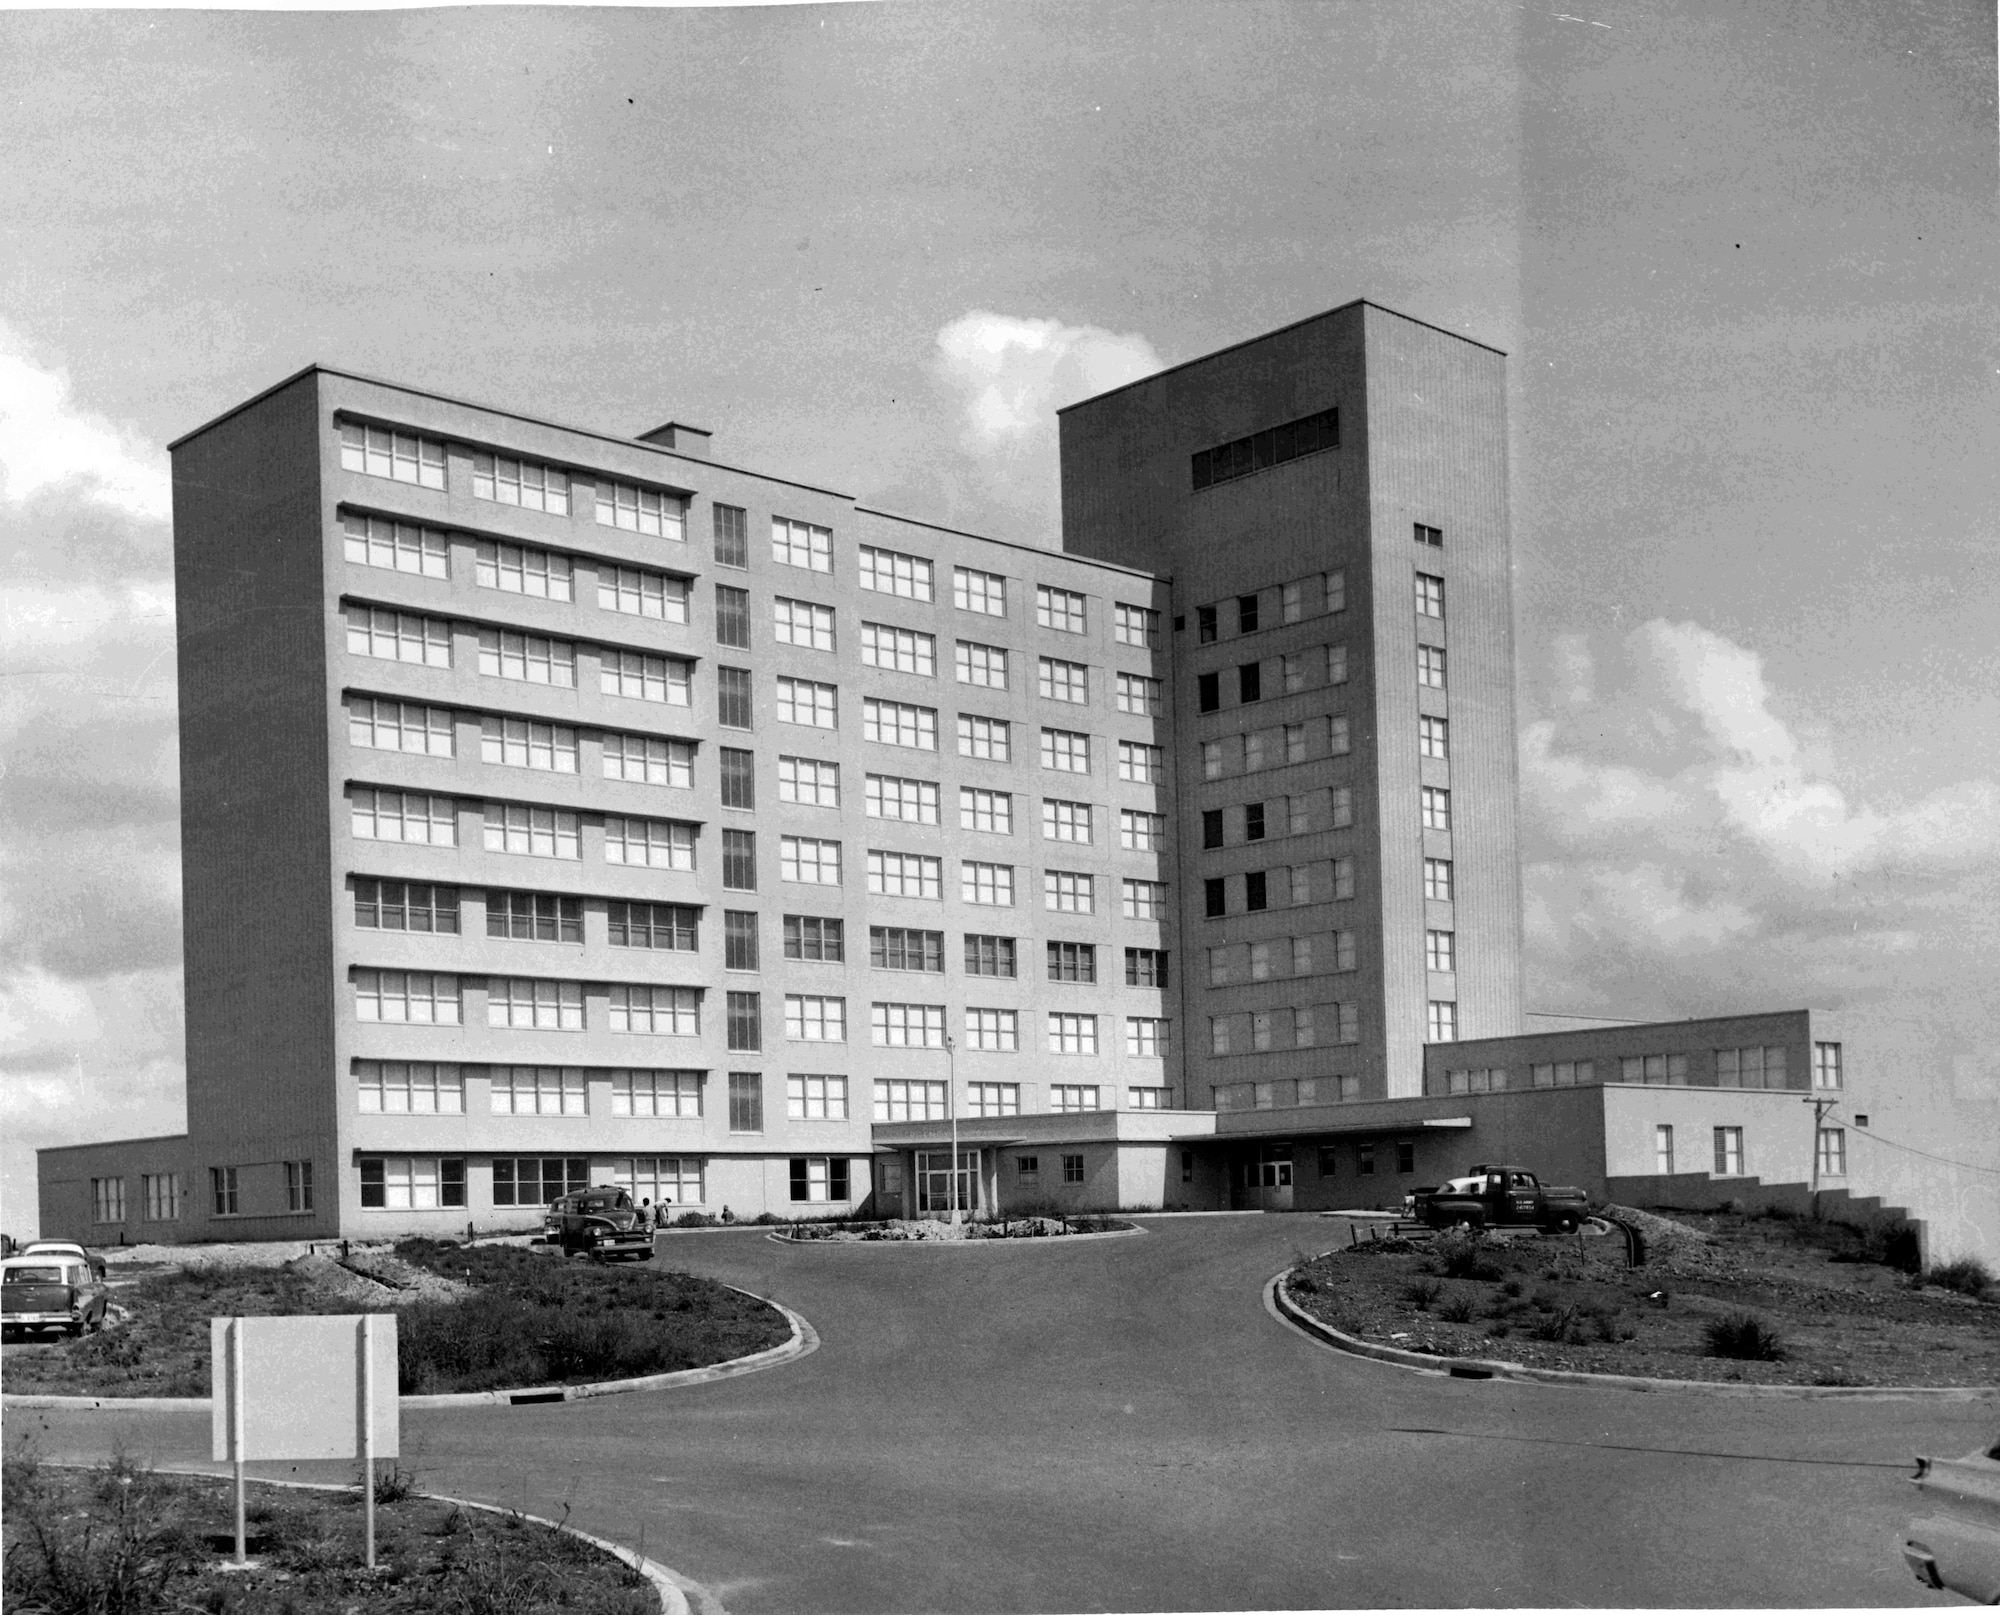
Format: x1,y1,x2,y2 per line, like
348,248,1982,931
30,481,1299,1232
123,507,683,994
282,1251,472,1306
1601,1205,1739,1279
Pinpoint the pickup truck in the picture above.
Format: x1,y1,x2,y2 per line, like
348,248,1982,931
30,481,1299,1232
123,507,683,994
1408,1165,1590,1234
544,1189,656,1261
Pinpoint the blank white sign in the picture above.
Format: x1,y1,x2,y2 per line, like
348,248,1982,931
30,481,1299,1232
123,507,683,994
210,1314,400,1462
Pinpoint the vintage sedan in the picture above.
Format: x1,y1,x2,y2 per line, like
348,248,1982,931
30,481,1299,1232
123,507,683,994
2,1255,110,1338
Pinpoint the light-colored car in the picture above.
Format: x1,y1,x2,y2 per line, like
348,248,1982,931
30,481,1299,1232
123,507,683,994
20,1239,107,1280
2,1255,110,1338
1904,1441,2000,1604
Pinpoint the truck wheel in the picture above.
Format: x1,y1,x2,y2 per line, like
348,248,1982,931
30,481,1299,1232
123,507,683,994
1453,1215,1480,1232
1553,1212,1581,1235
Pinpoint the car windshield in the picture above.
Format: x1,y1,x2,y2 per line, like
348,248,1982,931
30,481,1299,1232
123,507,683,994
5,1265,72,1285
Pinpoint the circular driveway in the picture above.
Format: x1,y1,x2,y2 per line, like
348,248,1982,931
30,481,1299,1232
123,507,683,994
11,1215,1980,1610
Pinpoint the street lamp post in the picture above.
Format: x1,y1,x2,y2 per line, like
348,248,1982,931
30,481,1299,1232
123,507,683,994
945,1032,960,1225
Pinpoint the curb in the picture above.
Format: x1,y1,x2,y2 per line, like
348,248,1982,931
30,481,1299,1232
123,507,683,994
1266,1271,2000,1401
2,1286,817,1414
766,1222,1144,1247
32,1464,711,1615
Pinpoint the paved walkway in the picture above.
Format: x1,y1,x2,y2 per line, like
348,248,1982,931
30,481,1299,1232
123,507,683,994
10,1215,1973,1610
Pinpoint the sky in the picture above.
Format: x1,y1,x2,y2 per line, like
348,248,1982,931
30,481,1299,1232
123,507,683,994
1,0,1994,1236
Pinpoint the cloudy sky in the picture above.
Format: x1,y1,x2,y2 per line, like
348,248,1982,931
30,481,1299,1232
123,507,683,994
2,0,1994,1231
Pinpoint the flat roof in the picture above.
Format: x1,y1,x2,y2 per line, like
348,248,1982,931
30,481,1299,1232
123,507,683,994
1056,298,1508,417
854,505,1165,583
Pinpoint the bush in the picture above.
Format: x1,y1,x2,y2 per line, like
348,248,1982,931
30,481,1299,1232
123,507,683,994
2,1450,202,1615
1529,1304,1589,1345
672,1211,718,1228
1400,1278,1442,1309
1432,1231,1501,1282
1289,1271,1320,1295
1704,1312,1786,1361
1436,1291,1475,1324
1928,1256,1993,1299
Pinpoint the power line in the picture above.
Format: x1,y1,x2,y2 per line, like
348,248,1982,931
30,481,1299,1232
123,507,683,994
1846,1127,2000,1178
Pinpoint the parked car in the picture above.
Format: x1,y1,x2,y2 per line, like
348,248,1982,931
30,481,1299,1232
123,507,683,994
543,1189,656,1261
1903,1440,2000,1604
2,1255,111,1338
1408,1165,1590,1234
20,1240,107,1280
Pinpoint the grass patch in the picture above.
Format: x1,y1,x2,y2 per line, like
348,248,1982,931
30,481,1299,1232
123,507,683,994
2,1449,653,1615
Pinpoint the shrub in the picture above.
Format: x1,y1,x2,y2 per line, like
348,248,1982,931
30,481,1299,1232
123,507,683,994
373,1463,420,1504
1928,1256,1993,1299
1401,1278,1443,1310
2,1451,202,1615
1704,1312,1786,1361
1529,1304,1588,1345
1436,1291,1475,1324
1432,1231,1501,1282
672,1211,717,1228
1499,1278,1523,1298
1289,1271,1320,1295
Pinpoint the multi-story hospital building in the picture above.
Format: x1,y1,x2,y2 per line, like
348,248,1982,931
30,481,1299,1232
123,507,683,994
38,302,1887,1243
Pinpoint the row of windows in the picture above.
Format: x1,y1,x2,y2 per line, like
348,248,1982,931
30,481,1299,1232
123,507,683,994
1199,717,1348,779
349,700,698,788
1190,407,1340,491
1211,1075,1364,1112
1195,645,1348,711
1192,570,1345,642
1201,789,1356,849
345,606,697,706
1422,1043,1842,1096
1203,859,1358,916
1208,1004,1361,1054
1206,932,1359,985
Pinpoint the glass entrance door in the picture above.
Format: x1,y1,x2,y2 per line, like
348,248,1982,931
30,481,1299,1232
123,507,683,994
916,1150,979,1215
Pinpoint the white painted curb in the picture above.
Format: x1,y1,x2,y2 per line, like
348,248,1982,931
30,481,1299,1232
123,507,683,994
766,1221,1145,1247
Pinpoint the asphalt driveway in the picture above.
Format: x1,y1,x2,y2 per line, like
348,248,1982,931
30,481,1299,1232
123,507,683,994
9,1214,1985,1610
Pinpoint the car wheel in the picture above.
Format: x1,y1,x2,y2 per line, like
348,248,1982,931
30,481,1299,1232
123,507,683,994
1454,1215,1480,1232
1553,1212,1581,1235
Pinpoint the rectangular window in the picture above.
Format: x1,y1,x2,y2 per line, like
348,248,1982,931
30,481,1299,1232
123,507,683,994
1816,1127,1846,1176
1046,940,1097,983
141,1172,182,1222
1415,573,1445,619
1205,876,1228,919
866,774,941,824
1245,803,1266,843
1421,786,1451,832
715,585,751,648
965,1010,1019,1053
715,746,756,810
1040,728,1090,773
353,970,461,1024
785,994,848,1041
1048,1014,1098,1056
594,479,686,541
1045,870,1094,914
858,544,934,600
964,934,1017,977
867,849,942,899
1655,1124,1676,1176
603,814,696,869
485,890,580,944
871,927,945,973
347,606,453,668
1197,605,1218,643
1425,929,1455,972
723,910,760,971
1415,523,1443,548
1189,407,1339,490
1062,1154,1085,1184
1716,1046,1789,1090
92,1176,126,1224
772,518,833,573
607,984,700,1036
1244,870,1268,912
1236,594,1261,634
1531,1060,1595,1088
1126,1018,1169,1058
210,1166,240,1216
1418,645,1447,689
787,1157,852,1203
775,676,837,729
955,641,1009,689
612,1155,706,1207
863,698,938,750
355,1060,465,1114
476,538,573,602
959,786,1013,835
472,452,569,515
347,697,455,757
357,878,461,936
603,731,693,789
961,861,1014,906
958,714,1011,761
1238,662,1262,704
775,596,838,651
1423,858,1453,902
1618,1053,1690,1086
713,504,748,569
339,421,446,489
1118,741,1164,783
1419,716,1449,760
862,622,937,677
1039,657,1089,704
1714,1126,1744,1176
872,1001,945,1048
1042,799,1093,843
343,512,450,578
726,991,762,1051
968,1079,1020,1114
1197,672,1221,714
777,755,840,809
480,715,579,774
611,1070,703,1119
1123,947,1168,988
780,835,844,886
606,901,699,951
488,977,586,1032
1426,1000,1458,1042
1813,1042,1844,1088
783,914,845,962
722,829,755,891
1115,672,1162,715
488,1157,580,1209
954,566,1007,616
490,1065,587,1116
1114,603,1161,648
874,1078,948,1122
601,648,692,707
1052,1089,1100,1120
729,1072,765,1133
1036,585,1087,634
786,1074,850,1121
1120,810,1166,852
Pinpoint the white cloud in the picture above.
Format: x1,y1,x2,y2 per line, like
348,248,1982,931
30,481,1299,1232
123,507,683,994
933,310,1162,456
0,321,171,523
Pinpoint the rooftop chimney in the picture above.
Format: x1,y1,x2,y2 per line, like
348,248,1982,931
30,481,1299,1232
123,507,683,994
637,421,712,459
